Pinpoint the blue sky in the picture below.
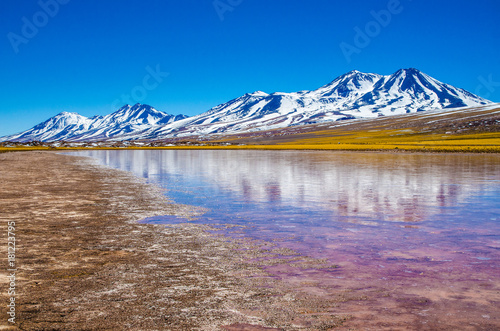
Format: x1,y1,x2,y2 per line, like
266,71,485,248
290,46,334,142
1,0,499,136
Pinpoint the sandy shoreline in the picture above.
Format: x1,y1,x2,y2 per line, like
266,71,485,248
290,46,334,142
0,151,348,330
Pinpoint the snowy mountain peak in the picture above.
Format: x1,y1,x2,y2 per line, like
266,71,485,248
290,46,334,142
369,68,490,109
110,103,167,122
114,103,161,115
314,70,382,98
343,69,376,77
0,68,493,142
137,68,492,139
245,91,269,97
334,69,381,82
388,68,432,86
51,111,87,121
41,112,91,127
396,67,421,74
1,104,188,142
57,111,79,116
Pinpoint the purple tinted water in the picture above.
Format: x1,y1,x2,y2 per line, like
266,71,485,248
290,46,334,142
70,150,500,326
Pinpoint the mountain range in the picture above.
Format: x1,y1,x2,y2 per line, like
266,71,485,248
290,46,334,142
1,68,493,142
1,104,188,142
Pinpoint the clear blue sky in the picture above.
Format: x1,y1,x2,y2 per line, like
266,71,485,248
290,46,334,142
1,0,499,136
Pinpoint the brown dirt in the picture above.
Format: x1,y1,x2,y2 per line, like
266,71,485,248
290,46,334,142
0,152,348,330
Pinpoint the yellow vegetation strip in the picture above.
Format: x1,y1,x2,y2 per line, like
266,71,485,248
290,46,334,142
1,144,500,153
1,132,499,153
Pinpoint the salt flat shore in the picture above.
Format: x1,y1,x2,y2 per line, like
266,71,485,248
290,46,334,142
0,152,348,330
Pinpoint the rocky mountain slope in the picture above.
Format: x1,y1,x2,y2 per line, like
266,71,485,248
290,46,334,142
1,69,492,142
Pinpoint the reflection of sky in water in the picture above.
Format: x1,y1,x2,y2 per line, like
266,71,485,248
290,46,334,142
69,150,500,274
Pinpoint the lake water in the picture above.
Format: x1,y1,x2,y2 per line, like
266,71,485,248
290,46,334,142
71,150,500,327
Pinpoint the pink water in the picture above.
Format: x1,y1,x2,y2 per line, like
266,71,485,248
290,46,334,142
73,150,500,329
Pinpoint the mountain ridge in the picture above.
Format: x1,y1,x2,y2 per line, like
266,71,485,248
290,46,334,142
1,69,492,142
120,68,490,140
1,104,188,142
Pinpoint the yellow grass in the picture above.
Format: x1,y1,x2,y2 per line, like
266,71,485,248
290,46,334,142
264,129,500,152
1,131,499,153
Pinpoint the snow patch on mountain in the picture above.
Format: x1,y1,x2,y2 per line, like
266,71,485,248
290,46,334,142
1,69,492,142
121,68,490,140
1,104,188,142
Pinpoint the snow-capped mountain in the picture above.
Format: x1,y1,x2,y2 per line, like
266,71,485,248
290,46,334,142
122,68,491,139
1,104,188,142
1,69,492,142
8,111,94,142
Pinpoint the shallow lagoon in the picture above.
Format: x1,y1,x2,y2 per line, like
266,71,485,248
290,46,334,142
72,150,500,328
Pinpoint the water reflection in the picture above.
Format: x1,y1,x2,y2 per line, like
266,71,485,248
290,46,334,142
73,150,499,225
69,150,500,327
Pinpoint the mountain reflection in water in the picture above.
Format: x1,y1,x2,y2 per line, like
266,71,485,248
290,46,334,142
69,149,500,327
